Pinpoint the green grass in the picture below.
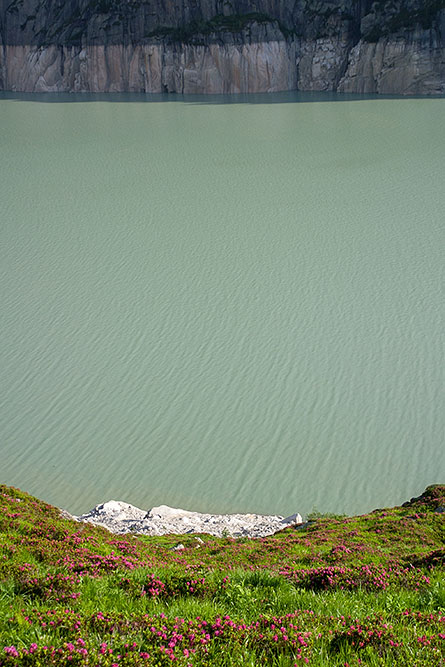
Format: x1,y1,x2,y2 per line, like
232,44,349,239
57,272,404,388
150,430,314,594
0,484,444,664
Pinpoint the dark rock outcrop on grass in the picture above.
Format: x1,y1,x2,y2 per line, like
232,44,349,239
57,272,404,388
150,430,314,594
402,484,445,509
0,0,444,93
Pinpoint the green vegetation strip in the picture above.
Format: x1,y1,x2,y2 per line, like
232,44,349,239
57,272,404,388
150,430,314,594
0,484,444,664
146,14,294,43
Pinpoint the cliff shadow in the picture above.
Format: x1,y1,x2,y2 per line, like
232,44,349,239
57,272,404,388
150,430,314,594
1,91,444,104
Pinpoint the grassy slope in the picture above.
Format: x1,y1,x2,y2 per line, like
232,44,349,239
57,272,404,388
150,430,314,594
0,484,444,665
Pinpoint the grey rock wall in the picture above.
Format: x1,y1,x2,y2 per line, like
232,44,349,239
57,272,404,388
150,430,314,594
339,23,445,94
1,39,298,93
0,1,444,94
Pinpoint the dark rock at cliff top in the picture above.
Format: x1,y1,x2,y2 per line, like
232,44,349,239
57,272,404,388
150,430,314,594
3,0,444,48
1,0,374,47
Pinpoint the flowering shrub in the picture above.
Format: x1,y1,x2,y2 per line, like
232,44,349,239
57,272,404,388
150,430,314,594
281,563,431,592
329,619,401,655
14,571,81,601
1,610,445,665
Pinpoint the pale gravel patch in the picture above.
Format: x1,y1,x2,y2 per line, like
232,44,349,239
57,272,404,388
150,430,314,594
72,501,303,538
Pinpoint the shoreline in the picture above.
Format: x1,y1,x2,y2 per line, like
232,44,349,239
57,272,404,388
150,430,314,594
72,500,303,538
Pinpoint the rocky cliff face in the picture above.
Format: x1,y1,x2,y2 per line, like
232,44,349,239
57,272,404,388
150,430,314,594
0,0,444,94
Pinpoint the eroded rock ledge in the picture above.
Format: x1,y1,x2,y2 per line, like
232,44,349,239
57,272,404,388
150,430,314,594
74,501,303,538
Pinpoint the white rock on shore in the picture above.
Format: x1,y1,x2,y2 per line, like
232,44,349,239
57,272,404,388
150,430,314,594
74,501,302,538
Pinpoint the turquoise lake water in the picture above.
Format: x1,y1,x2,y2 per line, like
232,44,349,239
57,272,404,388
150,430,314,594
1,91,444,517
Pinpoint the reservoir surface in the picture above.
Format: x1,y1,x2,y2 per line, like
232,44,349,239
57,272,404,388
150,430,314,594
1,91,444,517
